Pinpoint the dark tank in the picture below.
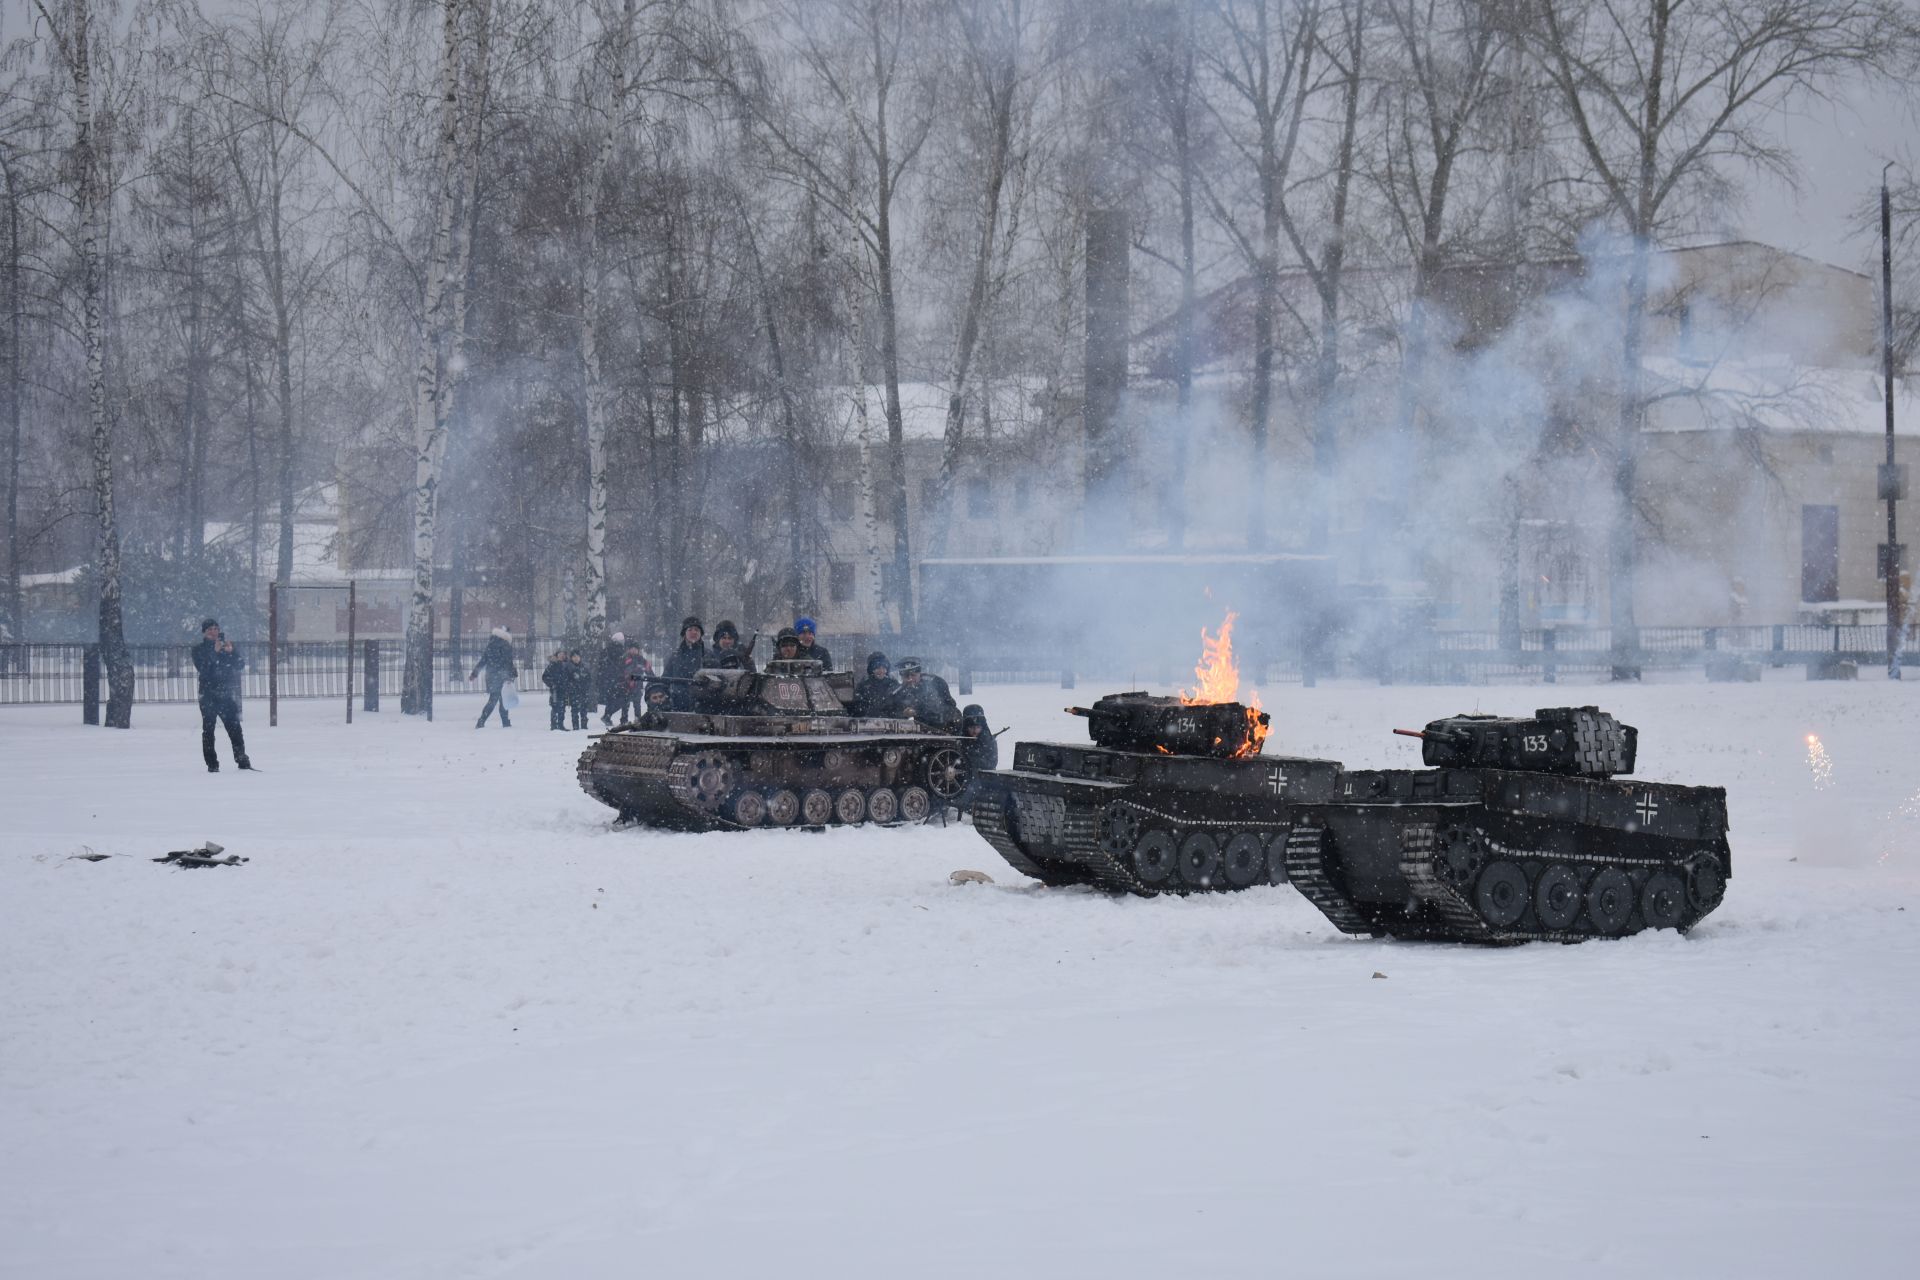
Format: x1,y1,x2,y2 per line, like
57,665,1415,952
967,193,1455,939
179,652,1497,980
969,693,1730,943
577,659,971,831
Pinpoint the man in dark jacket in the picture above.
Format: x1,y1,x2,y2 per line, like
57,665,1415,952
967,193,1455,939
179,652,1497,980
895,656,962,731
567,649,594,729
664,617,705,709
956,703,997,815
599,630,630,726
851,652,898,717
541,649,571,730
706,620,756,671
190,618,251,772
469,626,518,727
793,617,832,671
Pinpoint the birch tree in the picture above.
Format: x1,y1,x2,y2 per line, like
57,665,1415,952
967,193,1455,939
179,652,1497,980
576,0,646,644
33,0,133,724
1529,0,1914,677
402,0,492,714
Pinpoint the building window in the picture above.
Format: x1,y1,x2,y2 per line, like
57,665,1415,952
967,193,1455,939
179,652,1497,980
1014,477,1032,509
830,561,855,602
1802,504,1839,603
967,476,992,518
829,482,856,522
919,477,940,509
1815,443,1834,464
1878,543,1906,581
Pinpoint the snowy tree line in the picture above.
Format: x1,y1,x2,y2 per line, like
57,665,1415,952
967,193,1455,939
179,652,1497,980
4,0,1917,722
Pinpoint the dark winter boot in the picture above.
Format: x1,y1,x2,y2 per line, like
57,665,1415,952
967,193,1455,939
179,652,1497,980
237,758,254,771
500,712,511,728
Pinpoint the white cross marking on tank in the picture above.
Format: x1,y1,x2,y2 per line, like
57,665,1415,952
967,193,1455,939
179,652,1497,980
1267,767,1287,795
1636,792,1659,824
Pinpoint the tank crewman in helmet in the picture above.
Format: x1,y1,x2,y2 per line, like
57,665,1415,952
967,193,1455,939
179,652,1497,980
706,619,757,672
664,616,706,708
773,627,803,662
793,616,832,672
955,702,998,814
852,652,898,717
636,677,674,728
894,656,962,731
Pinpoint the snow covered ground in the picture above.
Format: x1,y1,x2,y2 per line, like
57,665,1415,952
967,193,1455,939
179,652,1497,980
4,677,1918,1278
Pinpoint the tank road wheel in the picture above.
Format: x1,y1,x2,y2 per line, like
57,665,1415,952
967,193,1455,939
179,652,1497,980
730,790,767,827
1132,830,1179,887
1097,803,1143,857
1177,832,1222,890
898,786,933,823
801,788,835,826
1474,860,1530,928
683,751,737,815
1436,824,1487,887
1684,855,1726,915
766,789,802,826
1586,868,1634,935
1533,864,1584,931
1641,870,1686,930
1265,830,1293,885
1220,833,1267,889
866,787,900,825
834,788,868,825
924,748,969,801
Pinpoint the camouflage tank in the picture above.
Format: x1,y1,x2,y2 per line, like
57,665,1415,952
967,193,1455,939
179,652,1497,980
577,659,971,831
970,693,1730,943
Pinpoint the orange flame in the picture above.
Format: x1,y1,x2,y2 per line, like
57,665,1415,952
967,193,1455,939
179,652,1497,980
1180,610,1268,757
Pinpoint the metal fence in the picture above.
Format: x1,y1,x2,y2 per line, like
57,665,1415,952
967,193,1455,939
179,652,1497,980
2,623,1911,708
0,638,573,707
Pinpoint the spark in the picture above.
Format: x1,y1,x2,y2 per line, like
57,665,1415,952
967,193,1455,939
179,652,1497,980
1805,733,1833,790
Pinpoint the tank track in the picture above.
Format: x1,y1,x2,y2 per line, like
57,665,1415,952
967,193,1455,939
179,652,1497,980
973,786,1289,897
578,729,959,832
1296,817,1729,944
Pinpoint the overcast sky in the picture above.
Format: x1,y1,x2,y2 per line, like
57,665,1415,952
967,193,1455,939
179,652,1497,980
1740,79,1917,273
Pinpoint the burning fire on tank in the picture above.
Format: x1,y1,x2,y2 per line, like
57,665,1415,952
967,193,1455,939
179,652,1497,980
1180,610,1268,757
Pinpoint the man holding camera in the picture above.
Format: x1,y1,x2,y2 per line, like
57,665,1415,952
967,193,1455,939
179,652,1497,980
191,618,252,773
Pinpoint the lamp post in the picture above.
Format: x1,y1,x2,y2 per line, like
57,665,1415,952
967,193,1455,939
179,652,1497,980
1883,165,1905,680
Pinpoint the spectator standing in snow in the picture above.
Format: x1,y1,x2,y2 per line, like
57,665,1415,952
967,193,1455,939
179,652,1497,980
469,626,518,727
851,652,898,717
598,630,629,725
621,646,651,711
190,618,251,772
664,617,705,708
541,649,571,731
793,617,831,670
568,649,594,729
706,620,756,671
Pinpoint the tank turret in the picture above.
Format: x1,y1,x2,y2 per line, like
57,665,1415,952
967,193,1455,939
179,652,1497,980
1393,706,1636,777
1066,691,1270,758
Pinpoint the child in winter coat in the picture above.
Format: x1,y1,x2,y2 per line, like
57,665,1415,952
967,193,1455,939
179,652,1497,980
541,650,571,731
568,649,594,729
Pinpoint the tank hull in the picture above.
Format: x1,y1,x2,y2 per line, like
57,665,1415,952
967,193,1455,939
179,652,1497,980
971,740,1730,943
578,719,971,832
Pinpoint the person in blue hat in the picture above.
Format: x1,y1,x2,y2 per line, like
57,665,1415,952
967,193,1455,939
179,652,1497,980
793,616,832,671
